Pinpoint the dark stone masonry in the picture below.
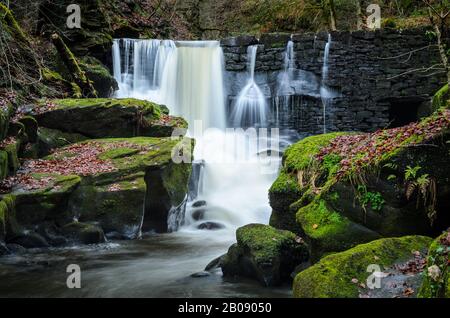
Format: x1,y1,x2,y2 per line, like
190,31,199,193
221,28,446,134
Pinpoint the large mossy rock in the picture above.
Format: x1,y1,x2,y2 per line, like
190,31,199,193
79,56,118,98
221,224,309,287
33,98,187,139
293,236,432,298
61,222,106,245
270,110,450,260
418,230,450,298
11,137,192,240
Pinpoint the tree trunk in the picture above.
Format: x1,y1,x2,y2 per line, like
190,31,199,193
329,0,337,31
356,0,363,30
428,8,450,88
51,33,97,98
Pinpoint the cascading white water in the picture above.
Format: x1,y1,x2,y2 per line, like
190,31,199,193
320,34,332,134
113,39,280,238
230,45,267,127
275,40,295,126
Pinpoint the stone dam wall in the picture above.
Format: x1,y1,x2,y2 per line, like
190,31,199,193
221,28,446,134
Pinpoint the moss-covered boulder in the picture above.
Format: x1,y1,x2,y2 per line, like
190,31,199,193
61,222,106,245
12,174,82,227
293,236,432,298
297,199,381,261
9,137,192,240
34,98,187,139
418,230,450,298
79,56,118,98
270,110,450,260
269,133,347,234
221,224,309,287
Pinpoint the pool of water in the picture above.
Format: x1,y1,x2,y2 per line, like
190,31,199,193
0,230,291,298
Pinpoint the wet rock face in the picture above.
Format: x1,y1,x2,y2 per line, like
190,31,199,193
221,224,309,287
1,96,194,249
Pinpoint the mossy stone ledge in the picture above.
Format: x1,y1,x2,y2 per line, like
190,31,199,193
33,98,187,139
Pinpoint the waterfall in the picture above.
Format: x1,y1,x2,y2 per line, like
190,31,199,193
320,34,332,134
113,39,280,236
322,34,331,82
274,40,295,127
230,45,267,127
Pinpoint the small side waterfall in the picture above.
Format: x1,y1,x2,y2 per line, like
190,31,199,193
274,40,295,127
320,34,332,134
230,45,267,127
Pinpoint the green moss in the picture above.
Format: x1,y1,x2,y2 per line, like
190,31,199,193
4,141,20,175
270,170,300,195
79,56,117,97
0,150,8,180
418,232,450,298
0,3,28,43
0,195,16,240
67,175,146,237
283,132,347,172
296,199,380,259
47,98,160,117
293,236,433,298
61,221,105,244
432,84,449,111
162,162,192,206
236,224,300,264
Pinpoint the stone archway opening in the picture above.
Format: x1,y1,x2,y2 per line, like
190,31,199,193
388,97,430,128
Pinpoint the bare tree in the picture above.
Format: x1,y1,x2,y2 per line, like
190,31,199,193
423,0,450,87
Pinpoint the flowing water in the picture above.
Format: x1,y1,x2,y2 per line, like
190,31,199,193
321,34,332,134
230,45,268,127
0,39,298,298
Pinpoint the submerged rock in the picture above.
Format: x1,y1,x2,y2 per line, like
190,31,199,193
205,254,226,272
221,224,309,287
197,222,225,230
191,271,211,278
10,232,50,248
293,236,432,298
0,242,8,255
33,98,187,139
